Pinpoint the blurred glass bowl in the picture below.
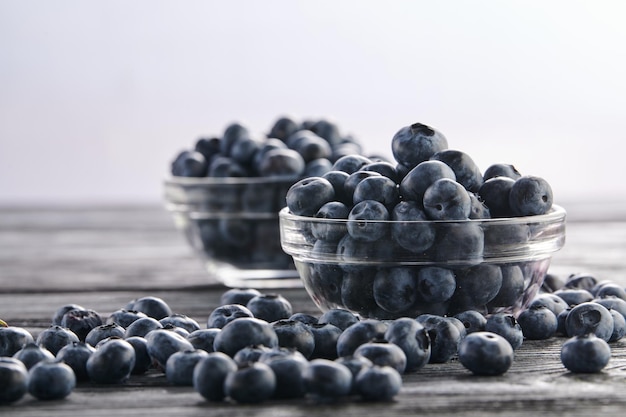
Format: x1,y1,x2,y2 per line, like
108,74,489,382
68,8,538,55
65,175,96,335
164,176,301,288
279,205,566,319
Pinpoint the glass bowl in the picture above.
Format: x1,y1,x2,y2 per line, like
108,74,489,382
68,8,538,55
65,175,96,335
164,176,301,288
279,205,566,319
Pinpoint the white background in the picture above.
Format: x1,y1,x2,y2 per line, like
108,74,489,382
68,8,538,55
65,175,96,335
1,1,625,209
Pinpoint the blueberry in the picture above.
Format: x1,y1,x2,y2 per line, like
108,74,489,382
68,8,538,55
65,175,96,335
318,308,360,331
208,155,249,177
87,337,136,384
126,296,172,320
517,305,558,340
336,233,393,272
564,272,598,291
0,357,29,404
257,148,305,178
529,293,570,316
232,344,273,365
609,309,626,342
246,294,293,323
0,326,34,356
311,201,350,241
565,302,614,341
321,170,351,205
165,349,209,386
85,323,126,347
230,137,261,166
171,150,208,177
207,304,254,329
145,328,195,369
415,315,463,363
347,200,390,242
335,355,373,390
13,342,55,370
292,133,333,163
391,122,448,169
220,122,250,156
124,336,152,374
390,203,435,255
468,192,491,219
353,340,407,374
272,320,315,358
432,222,484,264
106,309,148,329
286,176,335,216
28,359,76,400
303,359,353,401
61,308,103,342
353,175,400,210
194,136,222,161
384,318,431,372
453,310,487,334
416,266,456,304
361,161,399,182
289,313,320,325
309,322,342,360
187,328,221,353
310,119,344,147
478,176,516,217
561,333,611,373
56,341,95,381
451,264,503,313
542,273,566,293
431,149,484,193
483,163,522,181
423,178,471,220
331,154,372,174
336,319,388,357
51,304,85,326
594,297,626,321
36,325,80,356
344,171,381,206
160,314,201,334
488,265,525,309
193,351,238,401
508,175,554,216
340,268,377,315
399,160,456,204
213,317,279,357
220,288,263,306
554,288,594,306
484,313,524,350
305,158,333,177
355,365,402,401
224,362,276,403
458,332,514,376
373,267,419,313
263,354,308,399
268,116,299,141
595,283,626,301
124,317,163,338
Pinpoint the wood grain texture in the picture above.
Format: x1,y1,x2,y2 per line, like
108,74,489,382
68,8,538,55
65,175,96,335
2,204,626,416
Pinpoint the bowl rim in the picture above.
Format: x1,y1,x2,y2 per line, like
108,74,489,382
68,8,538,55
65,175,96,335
278,204,567,225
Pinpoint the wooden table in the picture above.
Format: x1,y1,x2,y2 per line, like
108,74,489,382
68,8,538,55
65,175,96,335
1,203,626,416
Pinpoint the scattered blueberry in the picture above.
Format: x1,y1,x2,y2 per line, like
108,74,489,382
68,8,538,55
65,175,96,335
458,332,514,376
193,351,238,401
354,365,402,401
224,362,276,403
561,333,611,373
28,359,76,400
86,337,136,384
0,357,29,404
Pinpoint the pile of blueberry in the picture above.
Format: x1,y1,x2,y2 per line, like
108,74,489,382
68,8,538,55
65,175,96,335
1,273,624,406
167,116,372,270
283,121,559,318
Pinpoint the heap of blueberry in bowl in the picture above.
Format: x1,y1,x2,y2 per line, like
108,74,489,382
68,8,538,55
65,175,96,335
279,121,567,319
164,116,376,288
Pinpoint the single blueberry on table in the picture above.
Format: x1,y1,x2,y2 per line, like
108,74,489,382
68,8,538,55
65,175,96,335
193,351,238,402
390,201,436,253
336,319,388,357
302,359,353,402
391,122,448,169
347,200,390,242
335,355,373,389
187,328,221,353
124,317,163,338
554,288,594,306
106,309,148,329
232,344,272,365
564,272,598,291
60,308,103,342
594,283,626,301
399,160,456,204
165,349,209,386
565,301,614,342
309,322,343,360
430,149,484,193
125,336,152,375
594,297,626,321
220,287,263,306
126,296,172,321
272,319,315,359
56,341,95,381
246,293,293,323
508,175,554,216
355,365,403,401
207,304,254,329
36,325,80,356
609,309,626,342
0,326,35,357
213,317,279,357
561,333,611,373
13,342,55,370
0,357,29,404
317,308,360,331
86,337,136,384
286,176,336,216
458,332,514,376
453,310,487,334
353,340,407,374
85,323,126,347
52,304,85,326
517,305,558,340
28,359,76,400
529,293,570,317
423,178,471,220
160,314,201,334
145,328,195,369
263,354,308,399
224,361,276,404
384,317,431,372
415,314,463,363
